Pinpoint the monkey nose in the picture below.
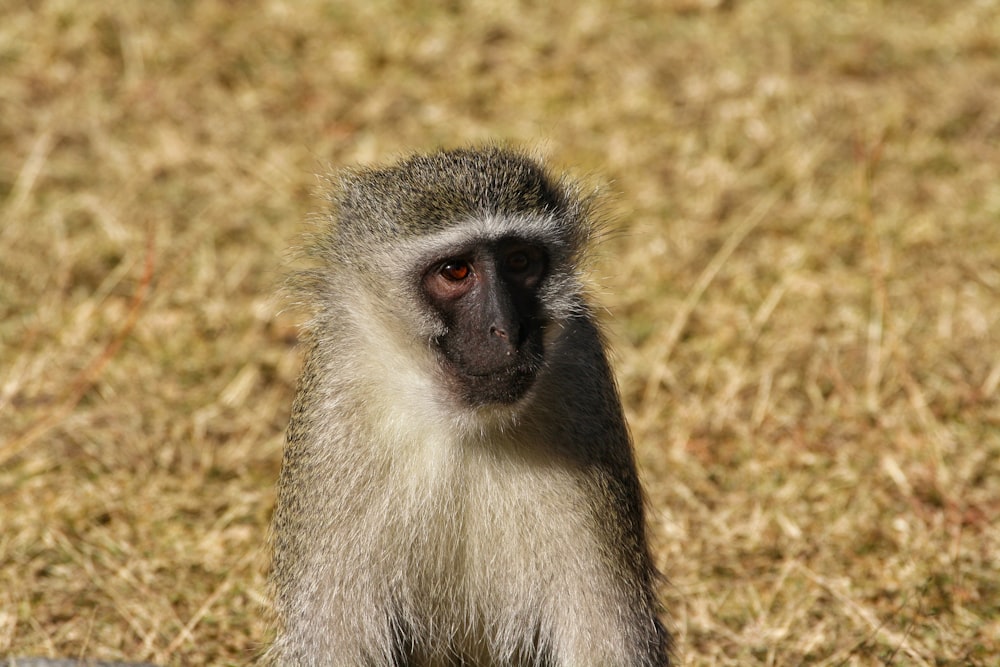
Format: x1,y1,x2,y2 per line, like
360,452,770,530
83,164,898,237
489,324,519,354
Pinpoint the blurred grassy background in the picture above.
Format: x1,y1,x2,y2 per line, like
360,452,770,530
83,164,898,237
2,0,999,665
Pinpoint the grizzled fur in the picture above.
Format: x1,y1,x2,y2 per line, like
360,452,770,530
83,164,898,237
268,147,669,666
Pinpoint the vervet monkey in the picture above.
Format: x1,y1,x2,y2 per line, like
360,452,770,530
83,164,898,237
268,147,669,666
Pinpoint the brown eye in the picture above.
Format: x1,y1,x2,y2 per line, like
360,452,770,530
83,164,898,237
441,261,471,281
505,251,529,272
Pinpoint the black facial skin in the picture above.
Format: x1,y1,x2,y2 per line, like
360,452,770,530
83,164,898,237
422,238,547,406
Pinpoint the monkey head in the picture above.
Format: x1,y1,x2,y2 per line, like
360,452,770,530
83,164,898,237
314,147,595,410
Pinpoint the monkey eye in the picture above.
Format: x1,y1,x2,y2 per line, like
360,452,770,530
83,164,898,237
501,245,545,283
440,260,471,281
505,251,530,273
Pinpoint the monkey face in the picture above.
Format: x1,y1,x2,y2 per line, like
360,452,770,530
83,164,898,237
422,236,548,406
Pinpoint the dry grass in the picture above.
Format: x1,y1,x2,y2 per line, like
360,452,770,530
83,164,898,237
2,1,999,665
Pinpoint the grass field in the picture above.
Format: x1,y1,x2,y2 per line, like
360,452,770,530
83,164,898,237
2,1,999,665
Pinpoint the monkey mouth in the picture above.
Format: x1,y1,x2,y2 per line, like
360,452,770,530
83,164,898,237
465,360,537,379
445,356,542,406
